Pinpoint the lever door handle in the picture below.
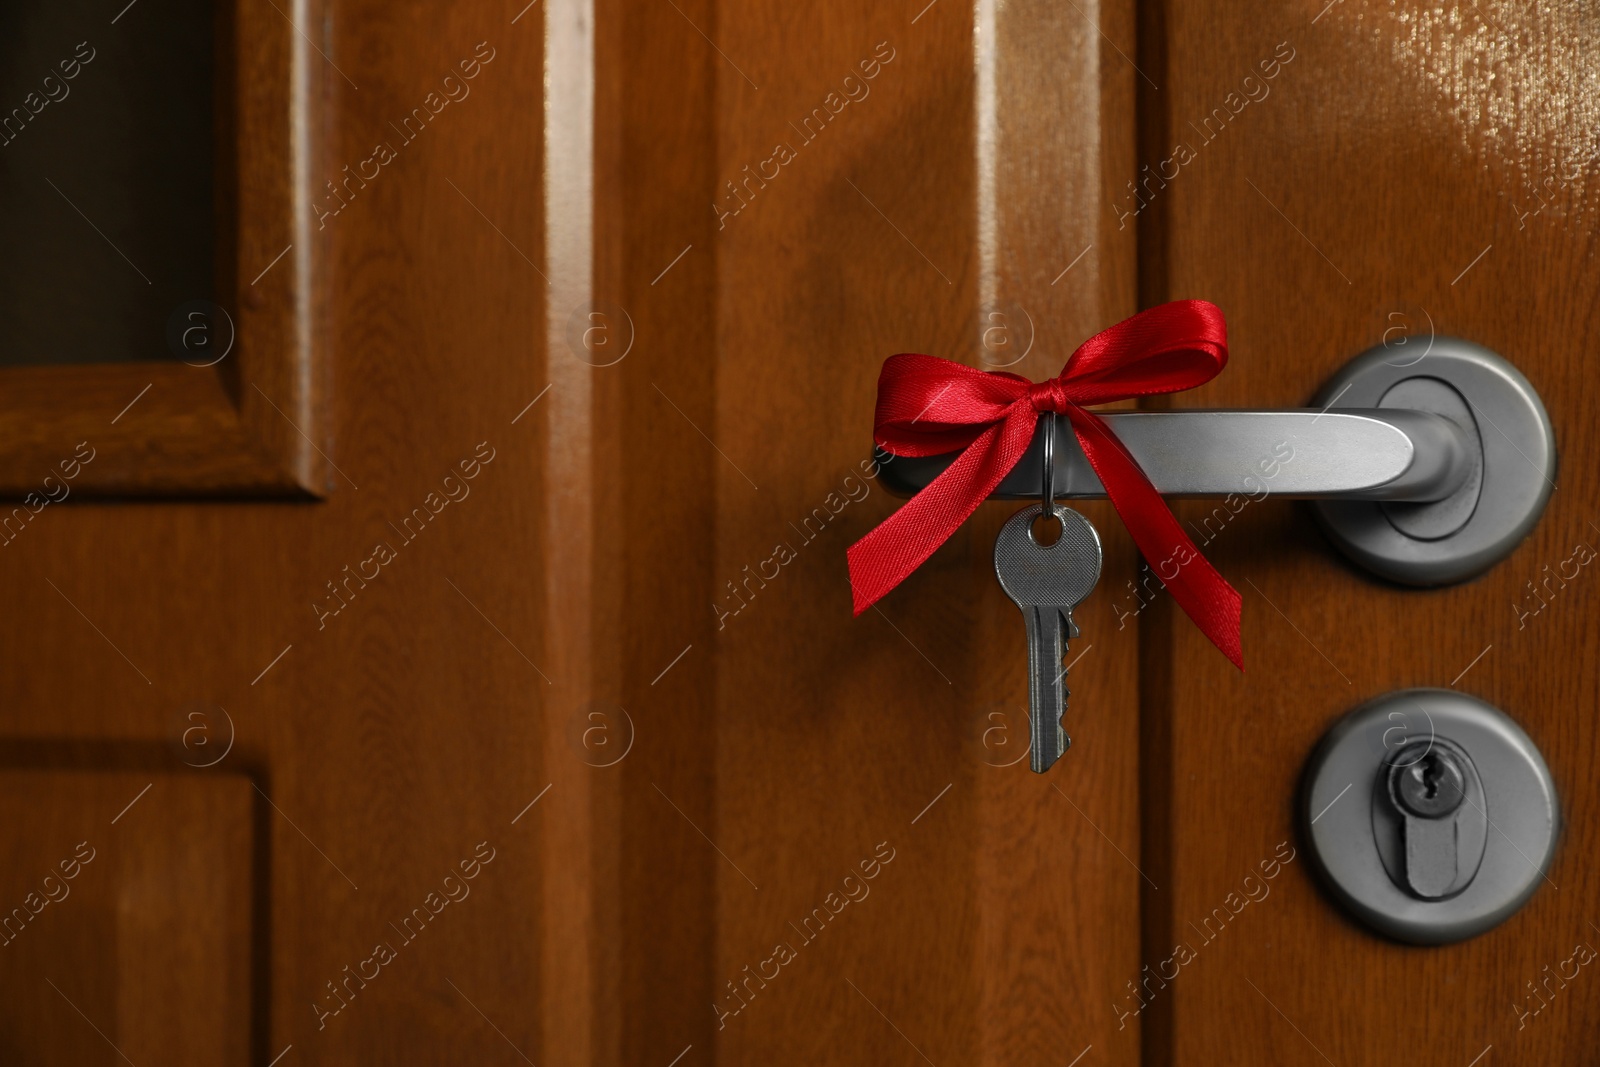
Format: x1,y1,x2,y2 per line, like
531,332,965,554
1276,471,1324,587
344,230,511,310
879,408,1474,502
876,337,1555,586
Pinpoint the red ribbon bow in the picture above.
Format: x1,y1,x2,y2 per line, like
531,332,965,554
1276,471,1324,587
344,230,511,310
847,299,1243,670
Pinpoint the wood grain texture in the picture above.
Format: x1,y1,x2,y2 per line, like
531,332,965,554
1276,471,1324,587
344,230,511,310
0,0,321,497
1143,2,1600,1064
542,0,724,1061
0,771,253,1066
705,1,1141,1063
594,0,723,1063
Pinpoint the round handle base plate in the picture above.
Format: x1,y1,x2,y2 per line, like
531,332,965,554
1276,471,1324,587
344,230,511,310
1310,338,1555,585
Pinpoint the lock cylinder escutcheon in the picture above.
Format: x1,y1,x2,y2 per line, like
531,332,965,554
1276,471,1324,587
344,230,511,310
1302,689,1557,945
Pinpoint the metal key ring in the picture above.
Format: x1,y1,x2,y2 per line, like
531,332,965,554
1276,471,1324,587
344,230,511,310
1040,411,1057,517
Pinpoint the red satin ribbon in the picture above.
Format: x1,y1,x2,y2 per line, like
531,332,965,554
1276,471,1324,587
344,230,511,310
847,299,1243,670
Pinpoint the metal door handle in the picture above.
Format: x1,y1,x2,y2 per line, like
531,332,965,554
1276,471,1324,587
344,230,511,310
878,337,1556,585
880,408,1473,501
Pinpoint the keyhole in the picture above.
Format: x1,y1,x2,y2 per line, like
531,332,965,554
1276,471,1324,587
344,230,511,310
1420,755,1442,799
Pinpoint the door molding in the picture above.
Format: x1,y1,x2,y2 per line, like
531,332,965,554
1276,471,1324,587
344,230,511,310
0,0,324,498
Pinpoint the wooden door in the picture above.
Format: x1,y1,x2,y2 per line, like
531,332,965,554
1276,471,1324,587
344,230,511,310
1144,2,1600,1064
0,1,1593,1065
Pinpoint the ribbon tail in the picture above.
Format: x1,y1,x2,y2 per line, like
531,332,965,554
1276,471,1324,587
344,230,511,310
847,412,1037,614
1065,408,1244,670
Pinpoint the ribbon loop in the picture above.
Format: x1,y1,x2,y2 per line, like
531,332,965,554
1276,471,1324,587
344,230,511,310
847,299,1244,670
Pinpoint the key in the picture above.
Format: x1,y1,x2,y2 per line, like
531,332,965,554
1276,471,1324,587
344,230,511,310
993,504,1102,773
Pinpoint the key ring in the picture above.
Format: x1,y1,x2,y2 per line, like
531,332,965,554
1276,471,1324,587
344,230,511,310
1040,411,1057,518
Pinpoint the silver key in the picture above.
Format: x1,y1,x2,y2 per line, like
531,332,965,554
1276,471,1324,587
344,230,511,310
993,504,1102,773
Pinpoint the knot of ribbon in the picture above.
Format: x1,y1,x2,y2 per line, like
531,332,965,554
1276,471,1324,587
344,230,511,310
846,298,1244,670
1026,378,1071,413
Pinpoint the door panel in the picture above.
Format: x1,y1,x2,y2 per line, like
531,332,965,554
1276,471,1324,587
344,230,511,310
0,771,252,1065
1,3,552,1063
1145,1,1600,1063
